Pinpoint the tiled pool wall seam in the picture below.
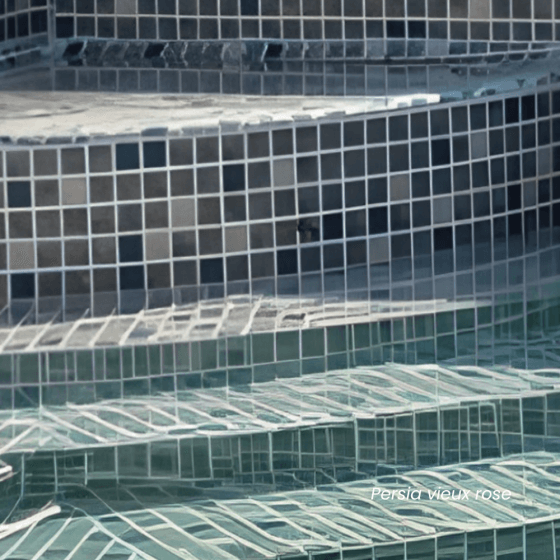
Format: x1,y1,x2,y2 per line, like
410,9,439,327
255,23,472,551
1,289,560,408
1,88,560,316
47,0,560,52
0,35,49,71
36,38,560,95
48,55,560,96
2,386,560,496
0,0,50,74
0,370,559,539
4,450,560,560
293,522,560,560
3,456,560,560
53,37,559,68
4,0,560,86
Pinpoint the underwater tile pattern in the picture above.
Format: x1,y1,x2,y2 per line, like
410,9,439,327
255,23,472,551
2,293,560,406
1,366,559,482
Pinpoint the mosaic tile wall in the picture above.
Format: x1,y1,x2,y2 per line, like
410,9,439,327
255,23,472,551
52,57,559,96
3,451,560,559
3,3,560,558
0,0,50,72
1,288,560,408
49,0,560,94
1,89,560,315
13,389,560,491
1,363,559,504
53,0,560,43
0,0,48,43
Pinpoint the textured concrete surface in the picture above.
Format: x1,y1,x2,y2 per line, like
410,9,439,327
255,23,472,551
0,91,439,141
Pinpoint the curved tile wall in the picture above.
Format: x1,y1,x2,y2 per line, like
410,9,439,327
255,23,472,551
3,3,560,558
49,0,560,94
3,367,560,491
0,0,50,76
0,0,559,407
1,87,560,316
52,0,559,45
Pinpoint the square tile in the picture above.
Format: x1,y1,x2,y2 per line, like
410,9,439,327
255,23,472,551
7,181,31,208
9,242,35,270
470,132,488,160
93,268,117,293
273,159,295,187
172,198,195,227
143,172,167,198
61,148,86,175
116,143,140,170
39,272,62,298
118,204,142,231
117,174,141,200
63,208,88,236
66,269,91,294
390,175,410,201
225,225,247,252
172,230,196,257
116,0,136,13
369,236,389,264
143,141,166,168
198,228,222,255
89,145,113,173
64,239,90,266
118,234,143,262
7,151,30,177
10,273,35,299
147,262,171,288
9,212,33,238
33,150,58,176
37,240,62,267
36,210,61,238
61,178,87,204
145,200,169,228
90,206,115,234
92,237,116,264
35,180,60,207
146,231,170,260
90,176,114,203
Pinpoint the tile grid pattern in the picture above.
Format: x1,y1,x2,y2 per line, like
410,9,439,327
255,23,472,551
0,0,50,72
7,379,560,485
1,89,560,316
0,0,49,44
2,2,560,558
5,453,560,559
53,0,560,43
0,291,559,407
52,58,559,95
